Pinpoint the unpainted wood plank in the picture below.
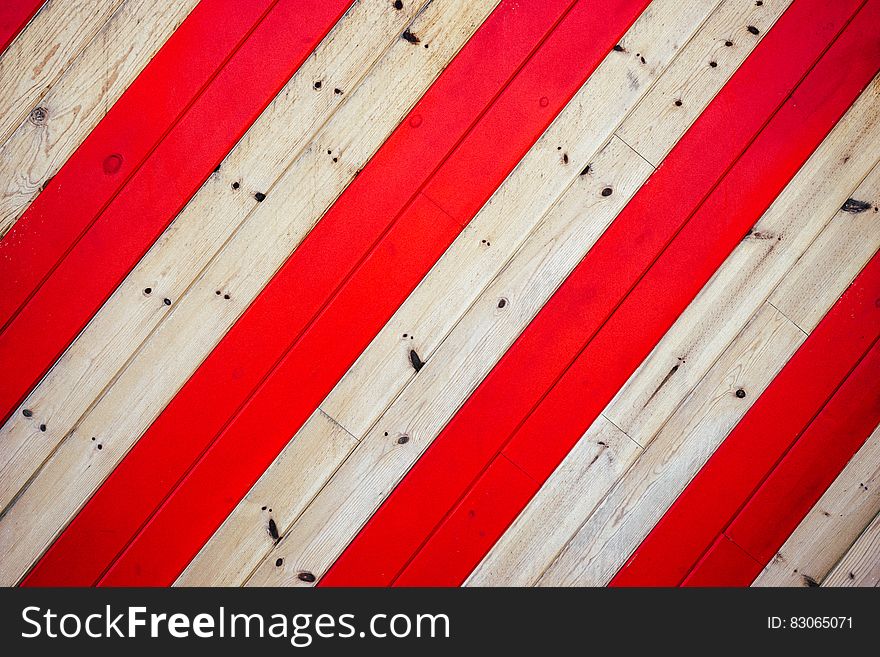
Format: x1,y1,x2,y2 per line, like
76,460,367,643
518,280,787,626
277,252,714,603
0,0,497,586
0,0,125,148
322,0,724,438
176,410,357,586
0,0,431,515
538,303,804,586
616,0,790,166
754,425,880,587
0,0,198,237
466,416,640,586
603,81,880,448
769,168,880,333
824,502,880,587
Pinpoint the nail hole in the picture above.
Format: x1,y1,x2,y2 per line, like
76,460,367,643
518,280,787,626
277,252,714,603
97,444,103,450
402,29,419,44
22,409,33,418
223,294,230,300
725,40,733,47
497,298,507,309
313,80,322,90
397,435,410,445
254,192,266,202
163,298,172,306
232,181,240,190
674,99,682,107
601,187,613,197
709,61,717,68
276,558,284,567
393,0,403,8
747,25,759,35
298,572,316,583
735,388,746,399
40,424,46,432
143,287,152,295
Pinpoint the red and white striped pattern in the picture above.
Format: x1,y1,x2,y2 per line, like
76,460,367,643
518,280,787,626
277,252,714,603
0,0,877,587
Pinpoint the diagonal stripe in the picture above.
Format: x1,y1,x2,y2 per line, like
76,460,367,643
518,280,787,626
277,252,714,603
322,0,875,587
613,249,880,586
0,0,353,426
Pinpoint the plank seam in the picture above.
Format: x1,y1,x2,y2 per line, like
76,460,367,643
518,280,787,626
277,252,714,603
612,131,658,170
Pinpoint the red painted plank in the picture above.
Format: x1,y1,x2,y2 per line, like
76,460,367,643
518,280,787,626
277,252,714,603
322,0,872,587
396,456,540,587
0,0,352,426
724,338,880,567
95,0,651,588
24,0,591,586
681,536,763,588
612,253,880,587
0,0,44,54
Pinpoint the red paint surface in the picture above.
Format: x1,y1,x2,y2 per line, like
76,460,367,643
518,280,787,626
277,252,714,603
0,0,351,425
324,0,876,587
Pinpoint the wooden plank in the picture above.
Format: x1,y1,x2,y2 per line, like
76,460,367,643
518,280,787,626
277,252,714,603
324,0,872,587
616,0,790,166
465,417,641,587
0,1,45,55
0,0,199,237
475,90,880,586
36,0,585,586
0,0,429,520
538,304,804,586
0,0,124,147
824,507,880,586
177,410,358,587
753,425,880,587
321,0,744,439
0,0,348,426
0,0,498,587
